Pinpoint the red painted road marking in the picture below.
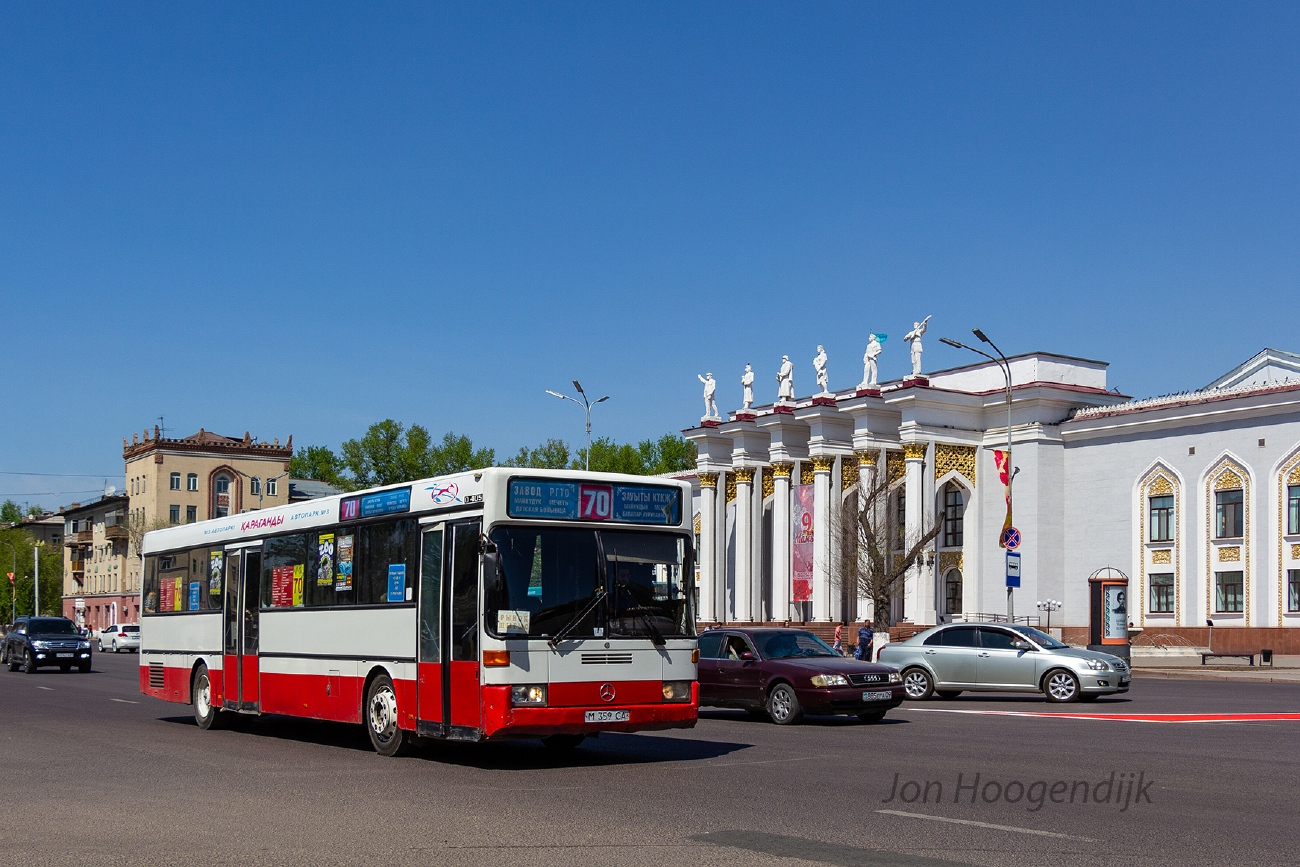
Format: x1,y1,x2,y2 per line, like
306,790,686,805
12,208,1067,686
907,709,1300,723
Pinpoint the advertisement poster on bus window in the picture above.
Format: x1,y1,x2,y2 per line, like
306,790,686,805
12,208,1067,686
792,484,814,603
336,535,353,592
173,577,184,611
292,564,304,607
317,533,335,586
272,566,295,608
387,564,406,603
189,582,201,611
160,577,174,611
209,551,223,596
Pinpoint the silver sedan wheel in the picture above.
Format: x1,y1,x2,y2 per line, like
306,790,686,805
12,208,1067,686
1045,670,1080,702
903,669,932,699
368,683,399,744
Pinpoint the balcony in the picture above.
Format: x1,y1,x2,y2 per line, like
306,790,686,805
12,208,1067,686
104,524,128,542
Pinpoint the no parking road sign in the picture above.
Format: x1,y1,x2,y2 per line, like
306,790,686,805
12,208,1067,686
1001,526,1022,550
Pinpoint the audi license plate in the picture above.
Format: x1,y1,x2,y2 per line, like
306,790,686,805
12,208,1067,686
584,710,630,723
56,653,74,658
862,690,892,702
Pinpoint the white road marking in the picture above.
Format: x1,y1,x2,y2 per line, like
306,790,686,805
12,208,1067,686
710,754,836,768
110,698,138,704
36,686,55,691
876,809,1094,841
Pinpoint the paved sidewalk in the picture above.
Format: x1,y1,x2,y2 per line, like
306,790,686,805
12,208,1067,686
1132,655,1300,684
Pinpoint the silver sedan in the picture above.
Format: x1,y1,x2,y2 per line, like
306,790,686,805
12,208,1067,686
876,623,1130,703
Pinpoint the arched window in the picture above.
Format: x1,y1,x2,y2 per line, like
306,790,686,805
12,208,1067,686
213,474,233,518
942,483,964,548
944,569,962,616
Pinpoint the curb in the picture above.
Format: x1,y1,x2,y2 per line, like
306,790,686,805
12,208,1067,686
1133,669,1300,684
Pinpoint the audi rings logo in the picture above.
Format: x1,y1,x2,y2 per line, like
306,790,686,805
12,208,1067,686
599,683,616,702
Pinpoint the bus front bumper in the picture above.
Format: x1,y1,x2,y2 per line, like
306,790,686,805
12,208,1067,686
481,684,699,739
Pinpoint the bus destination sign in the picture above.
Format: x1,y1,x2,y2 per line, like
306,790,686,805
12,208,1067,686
339,486,412,522
508,478,680,525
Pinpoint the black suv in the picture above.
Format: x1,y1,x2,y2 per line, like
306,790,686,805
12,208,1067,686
2,617,92,673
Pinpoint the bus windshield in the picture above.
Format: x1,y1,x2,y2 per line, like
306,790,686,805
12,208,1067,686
488,527,694,640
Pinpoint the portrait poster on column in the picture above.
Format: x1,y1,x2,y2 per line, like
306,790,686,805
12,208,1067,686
792,484,814,603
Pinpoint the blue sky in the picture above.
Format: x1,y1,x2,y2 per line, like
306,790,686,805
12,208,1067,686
2,3,1297,507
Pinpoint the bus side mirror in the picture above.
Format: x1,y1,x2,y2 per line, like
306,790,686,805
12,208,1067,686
482,550,505,601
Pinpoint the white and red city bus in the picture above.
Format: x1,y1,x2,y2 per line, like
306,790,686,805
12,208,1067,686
138,468,698,755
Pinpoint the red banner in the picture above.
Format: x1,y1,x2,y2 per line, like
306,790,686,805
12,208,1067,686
792,484,814,603
994,449,1013,547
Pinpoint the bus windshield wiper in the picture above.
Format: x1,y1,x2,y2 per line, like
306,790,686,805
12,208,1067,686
547,588,606,649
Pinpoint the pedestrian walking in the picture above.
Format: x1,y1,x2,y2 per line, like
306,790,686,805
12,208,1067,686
832,624,844,656
855,621,874,661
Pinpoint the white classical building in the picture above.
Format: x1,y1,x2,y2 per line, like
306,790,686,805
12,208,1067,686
684,347,1300,649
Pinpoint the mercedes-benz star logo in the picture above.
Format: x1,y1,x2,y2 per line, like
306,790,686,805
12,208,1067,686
599,683,616,702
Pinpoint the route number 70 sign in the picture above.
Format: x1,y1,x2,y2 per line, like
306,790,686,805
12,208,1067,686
578,484,613,520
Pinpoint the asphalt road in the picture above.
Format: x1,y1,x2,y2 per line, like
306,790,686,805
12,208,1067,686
2,652,1297,867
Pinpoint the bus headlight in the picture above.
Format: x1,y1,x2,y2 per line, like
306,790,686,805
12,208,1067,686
510,685,547,707
662,681,692,702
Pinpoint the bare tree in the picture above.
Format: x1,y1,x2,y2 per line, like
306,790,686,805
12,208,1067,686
834,469,942,634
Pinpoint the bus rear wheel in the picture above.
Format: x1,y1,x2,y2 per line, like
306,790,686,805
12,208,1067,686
365,674,412,757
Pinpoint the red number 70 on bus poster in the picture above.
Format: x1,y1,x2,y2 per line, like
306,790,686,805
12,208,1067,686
578,484,613,520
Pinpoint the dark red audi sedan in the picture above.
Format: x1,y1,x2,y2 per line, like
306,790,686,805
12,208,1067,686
697,627,904,725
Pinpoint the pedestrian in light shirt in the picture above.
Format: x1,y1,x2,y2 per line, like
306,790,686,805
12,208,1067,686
832,624,844,656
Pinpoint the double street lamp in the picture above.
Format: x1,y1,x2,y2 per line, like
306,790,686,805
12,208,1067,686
940,328,1018,621
546,380,608,472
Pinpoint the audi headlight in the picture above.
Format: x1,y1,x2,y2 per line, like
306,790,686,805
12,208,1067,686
810,674,850,688
662,680,692,702
887,671,902,684
510,685,547,707
1087,659,1109,671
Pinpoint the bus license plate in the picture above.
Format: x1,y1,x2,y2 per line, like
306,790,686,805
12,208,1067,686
584,710,629,723
862,690,892,702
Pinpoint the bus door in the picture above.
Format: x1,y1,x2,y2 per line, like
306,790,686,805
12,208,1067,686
416,523,445,734
221,545,262,712
447,520,482,737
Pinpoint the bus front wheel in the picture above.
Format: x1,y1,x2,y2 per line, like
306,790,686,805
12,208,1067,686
193,664,225,730
365,673,412,757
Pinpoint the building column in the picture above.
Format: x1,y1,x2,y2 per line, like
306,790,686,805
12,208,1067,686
733,468,755,621
771,463,793,622
855,450,878,621
812,455,835,622
697,473,719,623
902,442,934,625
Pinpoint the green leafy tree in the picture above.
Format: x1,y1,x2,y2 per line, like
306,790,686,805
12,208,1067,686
1,500,23,525
0,528,64,619
290,445,347,488
26,505,45,517
339,420,437,488
503,438,571,469
575,437,646,474
637,434,697,474
430,432,495,475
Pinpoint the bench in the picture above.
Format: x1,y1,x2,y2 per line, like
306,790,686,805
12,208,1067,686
1201,652,1255,666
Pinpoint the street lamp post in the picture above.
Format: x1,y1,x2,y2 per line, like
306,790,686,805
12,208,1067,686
940,329,1018,621
546,380,609,471
33,542,41,616
1037,598,1062,631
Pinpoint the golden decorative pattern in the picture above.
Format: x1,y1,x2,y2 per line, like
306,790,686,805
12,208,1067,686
886,450,905,485
693,513,701,535
698,472,719,490
733,467,756,485
1292,544,1300,560
841,459,859,489
1148,475,1173,496
800,462,815,485
725,472,736,504
1289,463,1300,485
1218,546,1241,562
933,444,977,485
856,449,878,468
903,442,928,461
938,551,963,575
762,467,775,499
1206,458,1249,625
812,455,836,473
771,462,793,479
1151,549,1172,565
1214,469,1243,492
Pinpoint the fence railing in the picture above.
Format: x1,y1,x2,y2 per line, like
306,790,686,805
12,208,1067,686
955,612,1041,627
